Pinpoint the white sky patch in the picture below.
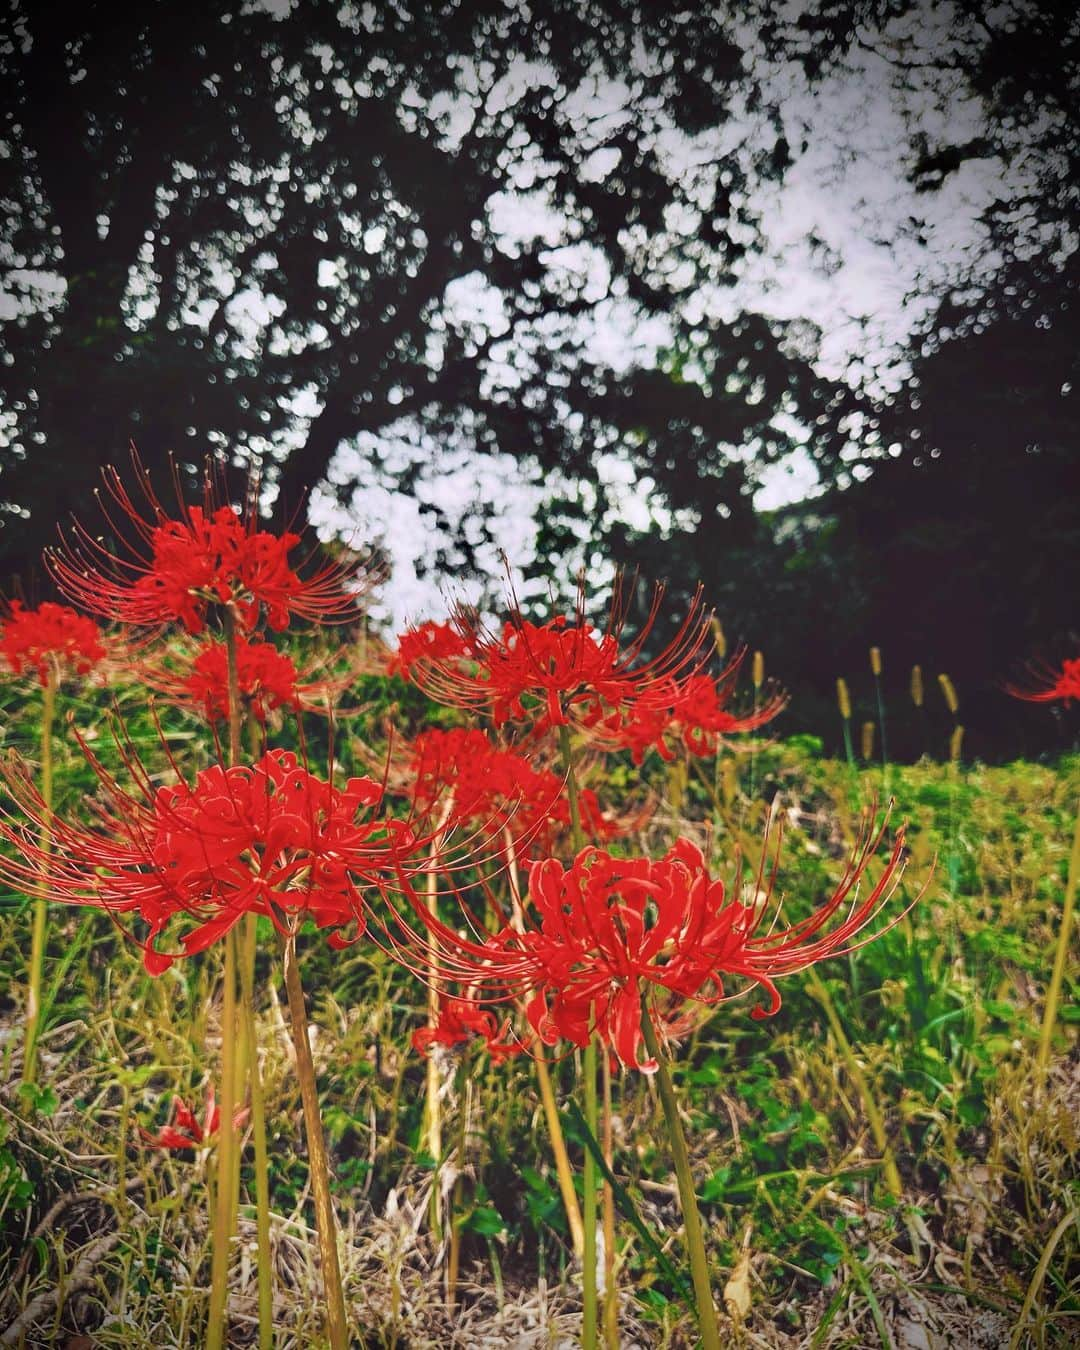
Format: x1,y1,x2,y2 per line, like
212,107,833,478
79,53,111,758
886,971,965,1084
737,36,1000,397
308,425,546,627
487,189,567,250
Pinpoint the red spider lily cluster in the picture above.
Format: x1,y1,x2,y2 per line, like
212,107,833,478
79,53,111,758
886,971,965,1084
0,743,431,973
592,667,789,763
141,634,343,724
140,1086,250,1151
406,727,624,858
0,451,880,1062
399,581,715,735
0,449,946,1350
48,455,372,634
0,451,922,1087
0,600,106,686
415,812,910,1072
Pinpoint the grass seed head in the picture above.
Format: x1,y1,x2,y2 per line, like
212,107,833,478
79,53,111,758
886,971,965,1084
910,664,924,707
938,672,960,714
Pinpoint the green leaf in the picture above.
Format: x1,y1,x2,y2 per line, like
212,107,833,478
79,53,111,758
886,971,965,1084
464,1203,506,1238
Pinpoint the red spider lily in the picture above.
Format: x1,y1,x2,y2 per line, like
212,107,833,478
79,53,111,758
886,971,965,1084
1006,657,1080,705
0,733,439,974
591,664,788,763
405,576,714,735
0,600,107,686
676,674,789,757
389,619,471,679
47,451,374,635
406,728,623,859
417,808,916,1072
140,1086,251,1151
411,996,524,1062
140,634,348,724
591,687,682,764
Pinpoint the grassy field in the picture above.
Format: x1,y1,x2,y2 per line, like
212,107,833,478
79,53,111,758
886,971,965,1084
0,665,1077,1348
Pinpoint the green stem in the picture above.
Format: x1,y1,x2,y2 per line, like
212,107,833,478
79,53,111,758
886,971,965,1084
503,825,584,1259
223,606,243,766
1036,795,1080,1076
601,1051,618,1348
640,1005,721,1350
281,934,348,1350
424,802,455,1242
841,717,856,771
240,711,274,1345
446,1064,471,1309
207,607,258,1346
558,723,584,854
581,1037,599,1350
558,723,598,1350
534,1042,585,1258
207,930,238,1350
240,915,274,1349
24,666,57,1087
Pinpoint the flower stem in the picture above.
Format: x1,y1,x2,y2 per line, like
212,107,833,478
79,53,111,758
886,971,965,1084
424,800,455,1241
233,634,273,1348
240,914,274,1349
639,1005,721,1350
207,929,239,1350
223,605,243,767
558,723,584,853
24,666,57,1087
534,1043,585,1258
1036,794,1080,1077
446,1063,471,1309
602,1051,618,1348
281,933,348,1350
213,605,273,1346
558,723,599,1350
582,1036,599,1350
503,825,584,1259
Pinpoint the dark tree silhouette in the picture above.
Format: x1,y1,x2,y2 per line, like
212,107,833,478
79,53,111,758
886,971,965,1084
736,0,1080,757
0,1,823,587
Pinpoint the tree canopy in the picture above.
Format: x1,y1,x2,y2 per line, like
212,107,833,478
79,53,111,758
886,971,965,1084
0,0,828,586
1,1,1075,758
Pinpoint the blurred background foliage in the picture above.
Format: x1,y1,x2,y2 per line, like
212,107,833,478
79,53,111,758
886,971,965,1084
0,0,1076,760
